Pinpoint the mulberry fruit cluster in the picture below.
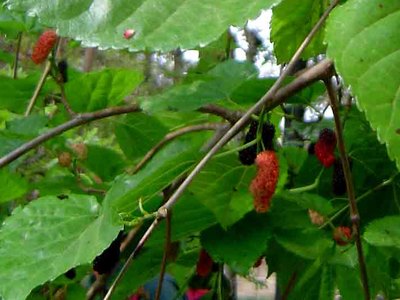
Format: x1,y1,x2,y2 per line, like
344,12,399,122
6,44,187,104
250,150,279,213
31,30,57,64
238,120,275,165
314,128,336,168
333,226,352,246
196,249,214,277
93,236,121,274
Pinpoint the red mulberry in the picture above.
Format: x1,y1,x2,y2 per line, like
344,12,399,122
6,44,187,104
250,151,279,213
196,249,213,277
315,128,336,168
31,30,57,64
333,226,352,246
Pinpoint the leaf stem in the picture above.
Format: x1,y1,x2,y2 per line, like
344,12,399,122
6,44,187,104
288,168,324,193
13,32,22,79
324,77,370,300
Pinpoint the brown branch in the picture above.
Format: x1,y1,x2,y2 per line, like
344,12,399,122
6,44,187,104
13,32,22,79
197,104,242,123
282,271,297,300
103,0,339,297
324,78,370,300
0,104,141,168
132,123,223,174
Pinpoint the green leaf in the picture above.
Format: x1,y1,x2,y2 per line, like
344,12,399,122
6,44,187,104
114,113,168,160
271,0,328,63
189,154,256,228
201,211,272,274
0,74,49,114
0,168,28,203
364,215,400,247
326,0,400,169
280,192,334,216
6,114,48,137
336,266,364,300
84,145,125,181
65,69,143,112
140,60,257,112
104,138,202,214
0,194,121,300
6,0,280,51
275,228,332,259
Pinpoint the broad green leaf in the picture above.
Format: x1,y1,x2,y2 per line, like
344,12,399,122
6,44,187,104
0,130,26,156
104,138,202,214
148,194,217,246
0,74,50,114
319,265,335,300
271,0,328,63
84,145,125,181
140,60,257,112
279,192,334,216
275,228,332,259
189,154,255,228
65,69,143,112
114,113,168,160
6,114,48,137
6,0,280,51
364,216,400,247
326,0,400,169
0,168,28,203
201,211,272,274
0,194,121,300
336,266,364,300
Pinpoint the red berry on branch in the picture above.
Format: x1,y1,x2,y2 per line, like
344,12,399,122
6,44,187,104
196,249,213,277
333,226,352,246
250,150,279,213
315,128,336,168
31,30,57,64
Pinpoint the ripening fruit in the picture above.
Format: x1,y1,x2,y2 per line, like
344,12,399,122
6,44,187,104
196,249,213,277
239,120,258,165
57,60,68,83
71,143,88,160
123,29,136,39
238,120,275,165
333,226,352,246
31,30,57,64
308,209,325,226
93,237,121,274
250,150,279,213
315,128,336,168
58,152,72,167
64,268,76,280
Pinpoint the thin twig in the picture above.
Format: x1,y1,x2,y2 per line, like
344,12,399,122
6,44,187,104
13,32,22,79
103,1,339,297
57,76,76,117
197,104,242,124
25,61,52,116
324,78,370,300
154,210,171,300
132,123,223,174
282,271,297,300
0,104,141,168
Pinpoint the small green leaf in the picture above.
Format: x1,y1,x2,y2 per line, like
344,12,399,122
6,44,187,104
140,60,257,112
271,0,327,63
201,211,272,274
114,113,168,160
0,194,121,300
364,216,400,247
6,114,48,137
326,0,400,169
0,168,28,203
336,266,364,300
65,69,143,112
